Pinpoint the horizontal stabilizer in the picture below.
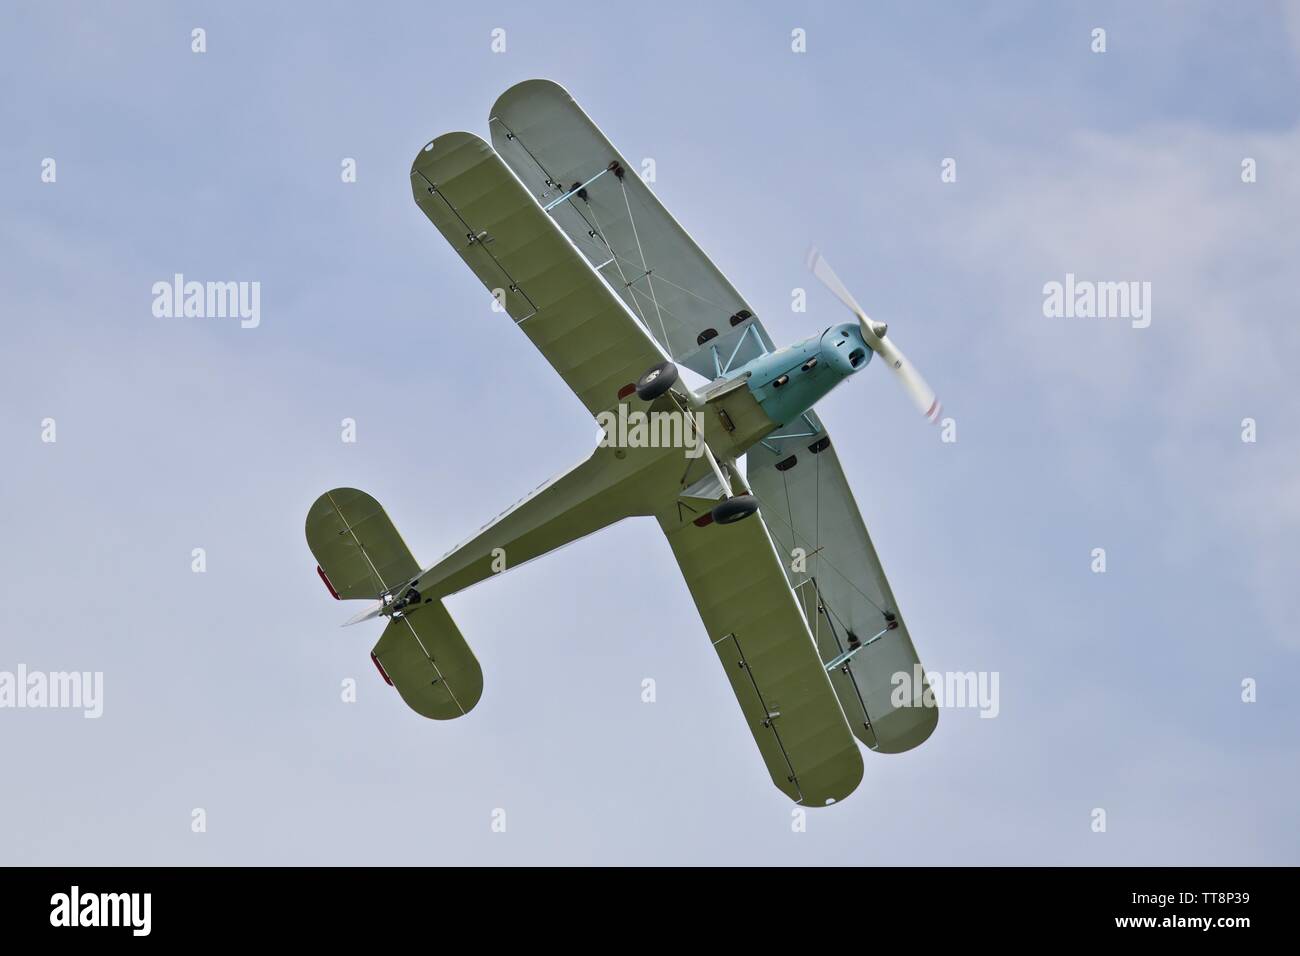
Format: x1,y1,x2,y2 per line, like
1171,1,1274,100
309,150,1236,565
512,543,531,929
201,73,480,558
372,601,483,720
306,488,420,600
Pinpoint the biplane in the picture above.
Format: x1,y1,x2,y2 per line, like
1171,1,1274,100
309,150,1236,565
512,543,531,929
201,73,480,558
306,80,941,805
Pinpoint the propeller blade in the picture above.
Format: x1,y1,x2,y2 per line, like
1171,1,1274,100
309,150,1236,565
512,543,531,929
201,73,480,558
873,335,943,423
342,601,385,627
807,245,942,423
807,247,872,326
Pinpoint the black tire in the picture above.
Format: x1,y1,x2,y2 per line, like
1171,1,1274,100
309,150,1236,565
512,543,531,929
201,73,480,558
712,494,758,525
635,361,678,401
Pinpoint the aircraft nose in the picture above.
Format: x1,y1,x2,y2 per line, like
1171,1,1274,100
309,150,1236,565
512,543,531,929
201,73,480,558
820,324,869,375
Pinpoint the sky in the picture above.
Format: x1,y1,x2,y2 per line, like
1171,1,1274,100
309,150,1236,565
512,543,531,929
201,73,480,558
1,1,1297,865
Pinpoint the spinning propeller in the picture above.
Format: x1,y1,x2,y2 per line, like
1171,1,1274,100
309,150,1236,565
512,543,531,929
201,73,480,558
342,601,385,627
806,247,943,423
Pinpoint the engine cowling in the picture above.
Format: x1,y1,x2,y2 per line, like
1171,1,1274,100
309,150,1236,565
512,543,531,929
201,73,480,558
732,323,870,427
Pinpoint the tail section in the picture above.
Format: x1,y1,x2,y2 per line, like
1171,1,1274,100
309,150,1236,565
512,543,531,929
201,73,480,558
305,488,482,720
372,602,483,719
306,488,421,600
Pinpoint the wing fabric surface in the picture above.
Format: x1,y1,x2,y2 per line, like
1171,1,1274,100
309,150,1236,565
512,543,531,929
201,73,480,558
411,131,666,418
491,79,774,380
747,418,938,753
660,510,863,805
372,601,484,720
305,488,420,600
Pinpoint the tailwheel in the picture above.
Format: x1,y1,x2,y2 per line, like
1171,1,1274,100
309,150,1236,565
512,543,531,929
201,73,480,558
391,586,421,614
635,361,679,401
711,494,758,525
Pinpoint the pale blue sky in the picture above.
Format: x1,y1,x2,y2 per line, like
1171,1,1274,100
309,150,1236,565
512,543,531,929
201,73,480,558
2,1,1297,864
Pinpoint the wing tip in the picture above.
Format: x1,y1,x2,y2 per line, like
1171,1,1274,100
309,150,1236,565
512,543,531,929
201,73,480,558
871,701,940,754
410,130,491,175
490,77,576,121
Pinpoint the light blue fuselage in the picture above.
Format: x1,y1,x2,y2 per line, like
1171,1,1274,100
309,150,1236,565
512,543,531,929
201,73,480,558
731,322,871,427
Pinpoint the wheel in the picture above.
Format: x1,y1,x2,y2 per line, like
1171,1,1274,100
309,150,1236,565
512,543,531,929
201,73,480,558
392,586,420,611
712,494,758,525
635,361,679,401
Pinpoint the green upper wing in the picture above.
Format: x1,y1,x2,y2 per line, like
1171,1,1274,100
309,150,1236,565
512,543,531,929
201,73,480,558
411,131,667,418
490,79,776,380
